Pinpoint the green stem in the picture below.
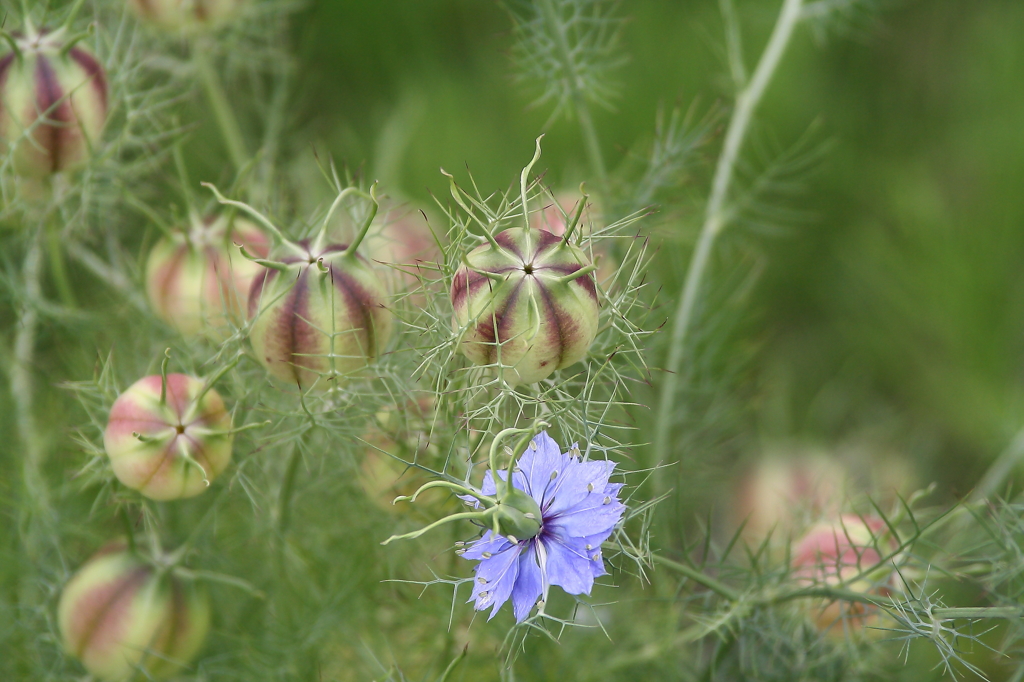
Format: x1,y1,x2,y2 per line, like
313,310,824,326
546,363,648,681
46,217,76,307
12,224,54,558
651,554,741,602
651,0,804,493
537,0,608,186
193,45,248,173
970,426,1024,503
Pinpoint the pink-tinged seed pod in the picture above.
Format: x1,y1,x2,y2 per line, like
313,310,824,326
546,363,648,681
247,240,393,390
104,374,232,500
0,26,108,178
732,453,847,546
791,514,897,637
451,227,599,385
128,0,245,31
58,541,210,681
145,214,269,338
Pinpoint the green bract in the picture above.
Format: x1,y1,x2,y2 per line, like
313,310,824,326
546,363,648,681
0,25,107,178
58,541,210,681
451,227,599,385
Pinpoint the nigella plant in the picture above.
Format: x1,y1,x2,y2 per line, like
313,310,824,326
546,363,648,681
384,424,626,623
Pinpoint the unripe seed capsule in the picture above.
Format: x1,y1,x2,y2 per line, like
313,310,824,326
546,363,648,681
128,0,245,31
145,214,269,338
0,27,108,178
791,514,898,637
451,227,599,385
247,240,393,390
104,374,232,500
58,541,210,681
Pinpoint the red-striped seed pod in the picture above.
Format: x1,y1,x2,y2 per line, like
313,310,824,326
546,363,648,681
104,374,232,500
128,0,245,31
531,192,617,286
791,514,897,637
248,240,393,390
145,214,269,339
451,227,599,385
0,26,107,178
58,541,210,681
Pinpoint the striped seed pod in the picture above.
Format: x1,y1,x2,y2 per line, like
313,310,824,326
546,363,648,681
791,514,897,637
104,374,232,500
128,0,245,31
58,541,210,682
451,227,599,385
247,240,393,390
0,26,107,178
145,214,269,339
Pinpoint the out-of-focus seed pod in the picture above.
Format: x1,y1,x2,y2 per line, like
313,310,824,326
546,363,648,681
58,541,210,681
731,452,847,546
791,514,897,637
104,373,232,500
364,203,440,299
145,214,269,338
359,399,439,513
451,227,599,385
247,240,393,390
128,0,245,31
0,26,107,178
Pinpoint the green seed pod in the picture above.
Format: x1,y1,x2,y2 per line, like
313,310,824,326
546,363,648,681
58,541,210,681
451,227,599,385
0,26,107,178
128,0,245,31
247,240,393,390
104,373,232,500
145,214,269,339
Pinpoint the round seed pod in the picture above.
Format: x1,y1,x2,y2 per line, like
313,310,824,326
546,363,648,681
532,192,617,287
791,514,897,637
0,27,107,178
247,240,393,390
104,374,232,500
58,541,210,681
451,227,599,385
145,214,269,338
128,0,244,31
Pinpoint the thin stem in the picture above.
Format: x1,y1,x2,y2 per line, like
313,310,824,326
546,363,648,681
12,224,54,558
537,0,608,186
46,215,76,307
651,553,741,602
193,45,248,173
652,0,804,490
970,426,1024,503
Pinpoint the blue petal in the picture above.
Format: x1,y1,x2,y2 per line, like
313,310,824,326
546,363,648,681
546,490,625,538
583,531,613,578
462,530,511,560
469,541,523,620
541,535,596,596
543,458,616,516
515,432,563,502
511,542,544,622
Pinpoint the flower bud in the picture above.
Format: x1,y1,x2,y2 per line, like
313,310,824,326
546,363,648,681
104,374,232,500
0,27,107,178
791,514,897,637
128,0,244,31
451,227,599,385
145,214,269,338
58,541,210,681
247,240,393,390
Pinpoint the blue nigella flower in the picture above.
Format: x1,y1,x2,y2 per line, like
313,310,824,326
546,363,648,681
461,431,625,622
